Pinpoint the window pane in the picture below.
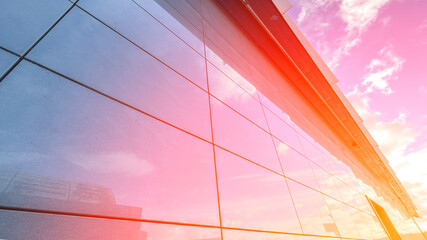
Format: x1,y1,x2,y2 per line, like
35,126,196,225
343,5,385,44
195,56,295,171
0,49,18,76
27,8,211,141
264,108,303,153
287,180,338,237
310,162,343,201
0,0,71,54
0,210,221,240
208,63,268,130
274,138,319,190
324,196,362,239
215,147,301,233
78,0,207,90
132,0,204,55
211,97,282,172
0,62,219,225
223,229,338,240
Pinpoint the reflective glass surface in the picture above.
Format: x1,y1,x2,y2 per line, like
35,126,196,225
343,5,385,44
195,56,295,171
208,62,269,130
1,0,422,238
223,229,338,240
264,107,303,153
132,0,205,55
324,196,362,239
211,97,282,172
274,138,319,190
27,7,211,141
78,0,207,90
215,147,301,233
0,49,18,76
0,210,221,240
287,180,338,237
0,62,219,225
0,0,71,54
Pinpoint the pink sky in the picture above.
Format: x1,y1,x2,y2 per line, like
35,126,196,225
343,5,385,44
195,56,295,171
287,0,427,231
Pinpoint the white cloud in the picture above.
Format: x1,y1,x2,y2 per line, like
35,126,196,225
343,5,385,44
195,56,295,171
69,151,155,177
346,77,427,222
339,0,390,33
294,0,394,69
362,46,404,94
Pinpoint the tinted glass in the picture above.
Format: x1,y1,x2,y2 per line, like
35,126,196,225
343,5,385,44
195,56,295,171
132,0,205,55
265,108,303,153
208,63,268,130
78,0,207,90
223,229,339,240
211,97,282,172
215,147,301,233
0,49,18,76
0,62,219,225
0,0,71,54
0,210,221,240
274,138,320,190
27,8,211,141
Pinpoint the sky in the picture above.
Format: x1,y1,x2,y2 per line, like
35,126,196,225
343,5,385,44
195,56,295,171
287,0,427,231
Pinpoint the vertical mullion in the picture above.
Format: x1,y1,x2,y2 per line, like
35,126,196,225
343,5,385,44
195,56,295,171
199,2,223,239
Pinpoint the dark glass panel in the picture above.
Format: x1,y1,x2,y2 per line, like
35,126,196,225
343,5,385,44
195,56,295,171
27,8,211,140
0,210,221,240
0,62,219,225
0,49,18,76
0,0,71,54
133,0,205,55
78,0,207,90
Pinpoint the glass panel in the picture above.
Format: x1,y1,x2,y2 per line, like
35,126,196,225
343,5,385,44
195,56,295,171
27,8,211,141
208,62,268,130
310,162,343,201
168,0,203,32
325,196,362,239
274,138,319,190
0,62,219,225
202,0,262,99
265,108,303,153
258,92,294,126
287,180,339,237
211,97,282,172
0,49,18,76
223,229,338,240
0,210,221,240
132,0,204,55
215,147,301,233
0,0,71,54
78,0,207,90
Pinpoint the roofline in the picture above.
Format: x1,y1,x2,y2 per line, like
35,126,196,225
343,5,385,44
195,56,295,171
213,0,418,217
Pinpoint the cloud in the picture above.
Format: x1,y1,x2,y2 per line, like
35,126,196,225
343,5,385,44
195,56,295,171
346,66,427,222
69,151,155,177
362,46,404,94
346,89,417,162
339,0,390,33
294,0,393,69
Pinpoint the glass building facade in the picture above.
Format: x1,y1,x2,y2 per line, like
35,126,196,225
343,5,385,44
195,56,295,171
0,0,424,239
